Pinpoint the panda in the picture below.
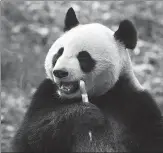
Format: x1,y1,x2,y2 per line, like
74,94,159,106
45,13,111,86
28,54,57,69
12,7,163,152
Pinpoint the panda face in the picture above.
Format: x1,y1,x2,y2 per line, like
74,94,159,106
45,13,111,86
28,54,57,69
45,23,122,99
44,8,137,99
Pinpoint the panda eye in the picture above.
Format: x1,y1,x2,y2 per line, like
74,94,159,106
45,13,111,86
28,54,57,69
58,47,64,55
77,51,90,59
77,51,96,73
52,47,64,67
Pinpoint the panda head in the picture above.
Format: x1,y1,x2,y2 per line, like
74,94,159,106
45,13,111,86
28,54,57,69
45,7,138,99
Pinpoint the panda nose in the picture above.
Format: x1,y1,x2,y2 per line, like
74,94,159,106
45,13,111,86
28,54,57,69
53,70,68,78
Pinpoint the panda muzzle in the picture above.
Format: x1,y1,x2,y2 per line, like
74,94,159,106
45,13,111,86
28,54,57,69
59,81,79,94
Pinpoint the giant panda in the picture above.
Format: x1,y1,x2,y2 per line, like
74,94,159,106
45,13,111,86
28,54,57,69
12,7,163,152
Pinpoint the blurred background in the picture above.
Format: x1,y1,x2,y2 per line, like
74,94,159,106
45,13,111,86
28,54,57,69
1,1,163,151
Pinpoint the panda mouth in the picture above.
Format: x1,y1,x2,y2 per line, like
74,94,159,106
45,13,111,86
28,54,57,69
58,81,79,94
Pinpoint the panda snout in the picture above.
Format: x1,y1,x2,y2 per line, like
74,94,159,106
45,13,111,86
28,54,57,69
53,69,68,78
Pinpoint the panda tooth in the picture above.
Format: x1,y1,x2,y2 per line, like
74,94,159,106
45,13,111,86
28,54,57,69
61,85,71,92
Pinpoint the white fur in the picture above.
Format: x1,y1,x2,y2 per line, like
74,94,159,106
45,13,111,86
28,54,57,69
45,23,142,99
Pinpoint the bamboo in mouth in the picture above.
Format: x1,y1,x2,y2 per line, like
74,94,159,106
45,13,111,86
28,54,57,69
80,80,89,103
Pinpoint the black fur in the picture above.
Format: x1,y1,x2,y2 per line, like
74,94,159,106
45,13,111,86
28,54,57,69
92,76,163,151
114,20,137,49
77,51,96,73
52,47,64,67
12,76,163,152
12,79,112,152
64,7,79,32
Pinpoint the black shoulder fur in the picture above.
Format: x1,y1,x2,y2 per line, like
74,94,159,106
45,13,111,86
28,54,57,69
12,77,163,152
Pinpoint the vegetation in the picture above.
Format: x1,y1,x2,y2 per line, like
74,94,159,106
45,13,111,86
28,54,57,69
1,1,163,151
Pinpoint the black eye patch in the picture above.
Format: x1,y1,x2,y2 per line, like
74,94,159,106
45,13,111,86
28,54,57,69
77,51,96,73
52,47,64,67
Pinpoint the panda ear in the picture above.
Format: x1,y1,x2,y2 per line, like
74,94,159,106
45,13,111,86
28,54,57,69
114,20,137,49
64,7,79,32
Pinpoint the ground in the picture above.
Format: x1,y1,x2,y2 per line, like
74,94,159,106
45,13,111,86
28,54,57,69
1,1,163,152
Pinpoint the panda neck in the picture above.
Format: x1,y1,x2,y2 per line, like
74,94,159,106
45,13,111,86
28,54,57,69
91,51,143,98
93,70,144,105
93,50,145,100
120,50,143,92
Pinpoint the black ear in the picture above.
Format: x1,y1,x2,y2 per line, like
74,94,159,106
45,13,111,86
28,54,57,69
114,20,137,49
64,7,79,32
